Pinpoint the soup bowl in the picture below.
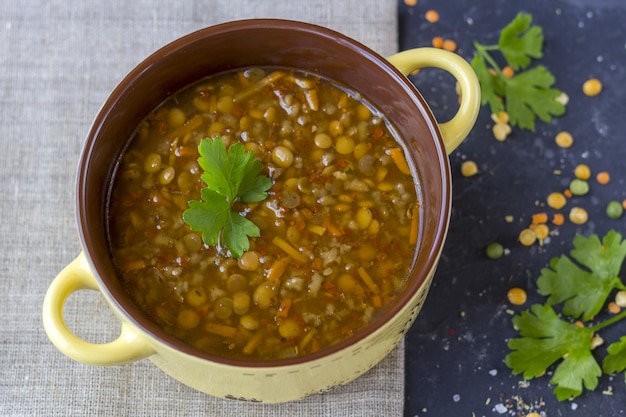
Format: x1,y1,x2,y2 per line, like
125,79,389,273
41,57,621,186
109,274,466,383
43,19,479,403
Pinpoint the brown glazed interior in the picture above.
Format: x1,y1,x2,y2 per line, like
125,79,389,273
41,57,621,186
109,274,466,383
77,19,451,367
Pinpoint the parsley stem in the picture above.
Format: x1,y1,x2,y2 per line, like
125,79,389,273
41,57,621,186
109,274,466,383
474,42,503,75
590,309,626,332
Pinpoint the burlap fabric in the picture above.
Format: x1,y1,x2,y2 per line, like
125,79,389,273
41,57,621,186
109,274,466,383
0,1,403,416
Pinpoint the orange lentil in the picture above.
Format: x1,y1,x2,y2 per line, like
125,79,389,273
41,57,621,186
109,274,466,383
596,171,610,184
574,321,585,328
502,66,515,78
582,78,602,96
531,212,548,225
608,302,621,314
552,213,565,226
442,39,457,52
547,192,567,209
425,9,440,23
622,199,626,210
432,36,444,48
404,0,418,5
507,287,527,305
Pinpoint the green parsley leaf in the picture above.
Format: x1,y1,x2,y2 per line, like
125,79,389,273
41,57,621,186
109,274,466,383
603,336,626,375
498,12,544,70
504,66,566,130
537,231,626,321
471,12,565,130
183,137,272,258
505,303,601,400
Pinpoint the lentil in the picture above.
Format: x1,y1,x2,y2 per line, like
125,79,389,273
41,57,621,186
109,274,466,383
460,160,479,177
606,201,624,219
518,228,537,246
582,78,602,96
442,39,457,52
502,66,514,78
552,213,565,226
574,164,591,180
569,179,589,196
431,36,444,48
596,171,610,184
569,207,589,224
615,291,626,308
507,287,527,305
485,242,504,259
547,192,567,209
425,9,439,23
608,302,621,314
555,131,573,148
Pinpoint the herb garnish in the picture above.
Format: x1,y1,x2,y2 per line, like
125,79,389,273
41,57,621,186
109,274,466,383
471,12,566,130
183,137,272,258
506,230,626,400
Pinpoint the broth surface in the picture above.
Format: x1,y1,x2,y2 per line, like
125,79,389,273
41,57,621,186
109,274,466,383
108,67,421,360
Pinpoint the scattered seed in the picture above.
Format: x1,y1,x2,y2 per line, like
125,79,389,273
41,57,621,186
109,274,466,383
606,201,624,219
552,213,565,226
432,36,443,48
590,334,604,350
533,224,550,241
596,171,610,184
555,131,574,148
608,302,621,314
486,242,504,259
519,228,537,246
507,287,527,305
569,207,589,224
425,9,440,23
582,78,603,96
502,66,515,78
615,291,626,308
569,179,589,196
574,164,591,180
461,160,479,177
442,39,457,52
547,192,567,209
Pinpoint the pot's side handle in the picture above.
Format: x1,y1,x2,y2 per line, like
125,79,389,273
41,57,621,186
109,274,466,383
387,48,481,154
43,252,155,365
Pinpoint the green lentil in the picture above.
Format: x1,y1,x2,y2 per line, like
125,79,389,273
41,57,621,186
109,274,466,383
569,179,589,196
486,242,504,259
606,201,624,219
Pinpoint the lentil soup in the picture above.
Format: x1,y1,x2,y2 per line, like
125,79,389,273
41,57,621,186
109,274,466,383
107,67,422,360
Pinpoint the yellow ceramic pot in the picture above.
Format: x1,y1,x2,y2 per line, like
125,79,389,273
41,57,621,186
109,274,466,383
43,19,479,403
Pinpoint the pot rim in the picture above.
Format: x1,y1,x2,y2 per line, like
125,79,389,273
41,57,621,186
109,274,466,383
77,18,452,368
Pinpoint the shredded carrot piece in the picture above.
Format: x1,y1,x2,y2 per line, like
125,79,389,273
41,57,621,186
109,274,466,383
276,298,292,318
204,323,237,338
323,218,343,237
357,267,380,295
371,295,382,308
164,114,203,141
119,259,146,271
272,236,307,263
242,331,264,355
409,202,420,245
387,147,411,175
298,328,317,351
266,257,290,281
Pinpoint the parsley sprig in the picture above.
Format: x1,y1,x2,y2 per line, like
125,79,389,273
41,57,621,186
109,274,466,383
471,12,566,130
506,230,626,400
183,137,272,258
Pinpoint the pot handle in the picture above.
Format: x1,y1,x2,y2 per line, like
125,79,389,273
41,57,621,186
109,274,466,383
387,47,481,154
43,252,155,365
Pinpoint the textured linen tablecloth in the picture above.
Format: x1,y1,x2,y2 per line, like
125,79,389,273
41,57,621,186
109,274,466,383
0,1,402,416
